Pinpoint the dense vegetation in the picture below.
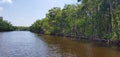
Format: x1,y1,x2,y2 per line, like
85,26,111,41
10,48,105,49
0,17,15,31
0,17,29,31
30,0,120,45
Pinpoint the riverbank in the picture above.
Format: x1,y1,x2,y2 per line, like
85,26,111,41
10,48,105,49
37,33,120,50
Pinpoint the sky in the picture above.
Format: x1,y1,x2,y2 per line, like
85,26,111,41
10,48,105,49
0,0,78,26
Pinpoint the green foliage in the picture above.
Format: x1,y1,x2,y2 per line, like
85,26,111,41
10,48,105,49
30,0,120,40
0,17,14,31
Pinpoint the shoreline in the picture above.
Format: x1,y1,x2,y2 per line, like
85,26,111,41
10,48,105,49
37,33,120,49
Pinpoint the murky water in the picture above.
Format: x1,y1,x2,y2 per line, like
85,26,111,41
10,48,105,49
0,31,120,57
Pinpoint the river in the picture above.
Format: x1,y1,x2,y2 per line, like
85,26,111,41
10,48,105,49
0,31,120,57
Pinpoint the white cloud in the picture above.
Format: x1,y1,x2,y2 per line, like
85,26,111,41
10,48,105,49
0,0,13,4
0,7,3,12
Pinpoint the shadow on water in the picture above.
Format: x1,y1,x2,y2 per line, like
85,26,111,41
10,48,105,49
40,35,120,57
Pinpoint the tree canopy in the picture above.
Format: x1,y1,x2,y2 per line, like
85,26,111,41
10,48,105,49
30,0,120,41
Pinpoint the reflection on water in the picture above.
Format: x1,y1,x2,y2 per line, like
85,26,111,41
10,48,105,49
0,31,48,57
40,35,120,57
0,31,120,57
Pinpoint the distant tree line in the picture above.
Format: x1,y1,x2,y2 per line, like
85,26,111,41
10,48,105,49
0,17,29,31
14,26,29,31
0,17,15,31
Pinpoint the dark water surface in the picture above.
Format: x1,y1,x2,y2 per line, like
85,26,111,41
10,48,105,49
0,31,120,57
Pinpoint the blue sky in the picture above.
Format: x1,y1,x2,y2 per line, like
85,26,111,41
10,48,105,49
0,0,77,26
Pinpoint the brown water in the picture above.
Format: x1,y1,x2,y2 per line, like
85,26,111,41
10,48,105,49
0,31,120,57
